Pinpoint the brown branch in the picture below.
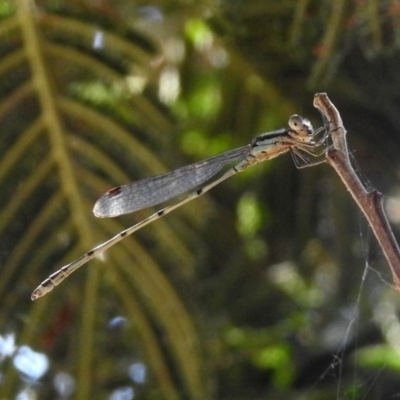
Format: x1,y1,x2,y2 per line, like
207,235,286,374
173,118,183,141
313,92,400,291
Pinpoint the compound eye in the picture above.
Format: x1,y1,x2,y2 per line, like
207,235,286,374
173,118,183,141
288,114,304,130
288,114,313,133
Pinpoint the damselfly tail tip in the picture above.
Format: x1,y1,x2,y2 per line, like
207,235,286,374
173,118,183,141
31,287,43,301
31,283,52,301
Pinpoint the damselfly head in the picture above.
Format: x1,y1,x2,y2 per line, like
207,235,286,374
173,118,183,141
288,114,314,142
288,114,313,133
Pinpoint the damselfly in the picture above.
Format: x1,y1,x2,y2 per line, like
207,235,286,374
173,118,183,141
31,114,328,300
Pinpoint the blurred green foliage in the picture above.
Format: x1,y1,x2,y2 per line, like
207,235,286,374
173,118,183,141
1,0,400,399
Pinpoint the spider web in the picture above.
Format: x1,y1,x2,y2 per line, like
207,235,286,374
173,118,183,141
302,163,400,400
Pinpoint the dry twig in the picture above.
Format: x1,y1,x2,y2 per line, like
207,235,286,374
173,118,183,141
313,93,400,290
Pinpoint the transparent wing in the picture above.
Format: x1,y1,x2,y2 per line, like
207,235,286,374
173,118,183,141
93,145,249,217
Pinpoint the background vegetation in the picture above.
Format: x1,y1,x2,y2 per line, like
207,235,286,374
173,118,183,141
1,0,400,399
